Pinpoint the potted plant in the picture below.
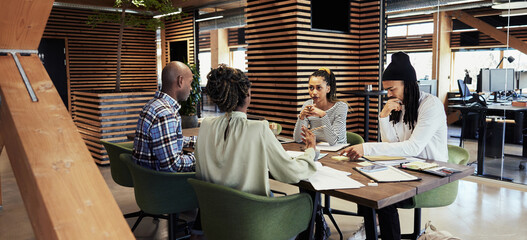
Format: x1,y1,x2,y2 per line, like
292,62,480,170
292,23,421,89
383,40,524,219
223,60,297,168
179,63,202,128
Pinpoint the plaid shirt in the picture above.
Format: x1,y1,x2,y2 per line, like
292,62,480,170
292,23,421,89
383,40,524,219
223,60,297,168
132,91,196,172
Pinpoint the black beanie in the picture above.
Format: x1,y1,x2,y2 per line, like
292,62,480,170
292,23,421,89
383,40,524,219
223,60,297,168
382,52,417,83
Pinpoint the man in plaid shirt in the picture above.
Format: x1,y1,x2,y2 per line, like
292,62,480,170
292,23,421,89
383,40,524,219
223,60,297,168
133,61,196,172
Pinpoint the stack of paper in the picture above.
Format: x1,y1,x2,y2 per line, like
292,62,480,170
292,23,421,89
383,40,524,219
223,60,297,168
286,151,327,161
308,162,364,190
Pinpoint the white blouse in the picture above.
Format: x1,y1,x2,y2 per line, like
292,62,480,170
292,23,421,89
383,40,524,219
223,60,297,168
362,92,448,162
195,111,317,196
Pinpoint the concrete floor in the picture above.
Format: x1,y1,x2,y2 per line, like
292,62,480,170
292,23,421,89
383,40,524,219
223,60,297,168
1,122,527,239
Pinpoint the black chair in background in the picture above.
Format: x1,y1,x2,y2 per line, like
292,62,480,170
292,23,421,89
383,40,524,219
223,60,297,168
456,79,480,147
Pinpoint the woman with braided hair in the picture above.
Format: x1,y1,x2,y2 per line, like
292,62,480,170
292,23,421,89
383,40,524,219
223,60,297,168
293,68,348,146
195,64,318,197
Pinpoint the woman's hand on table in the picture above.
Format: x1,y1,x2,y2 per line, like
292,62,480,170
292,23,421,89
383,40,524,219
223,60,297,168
339,144,364,160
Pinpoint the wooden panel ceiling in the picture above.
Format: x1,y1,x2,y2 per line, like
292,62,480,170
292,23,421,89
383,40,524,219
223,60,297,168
56,0,243,10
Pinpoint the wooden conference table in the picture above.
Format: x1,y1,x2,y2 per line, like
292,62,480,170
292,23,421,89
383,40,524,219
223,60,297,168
281,141,473,240
130,128,473,240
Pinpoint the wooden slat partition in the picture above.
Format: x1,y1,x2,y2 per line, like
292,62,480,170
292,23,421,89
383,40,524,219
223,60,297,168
388,34,433,52
164,14,195,65
72,91,155,164
43,6,158,93
0,0,134,238
245,0,382,141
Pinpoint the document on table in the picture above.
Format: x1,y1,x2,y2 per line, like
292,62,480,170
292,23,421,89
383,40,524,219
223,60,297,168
356,165,420,182
286,151,327,161
316,142,350,152
308,162,364,190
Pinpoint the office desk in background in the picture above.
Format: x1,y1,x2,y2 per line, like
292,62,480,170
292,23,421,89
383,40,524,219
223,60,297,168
282,142,473,240
450,104,527,178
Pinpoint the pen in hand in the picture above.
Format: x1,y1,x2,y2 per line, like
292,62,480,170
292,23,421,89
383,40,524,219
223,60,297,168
310,125,326,132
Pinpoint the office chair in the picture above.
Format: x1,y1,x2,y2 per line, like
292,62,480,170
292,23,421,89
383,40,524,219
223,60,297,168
399,145,469,240
122,153,198,240
188,178,313,240
321,132,365,240
457,79,471,100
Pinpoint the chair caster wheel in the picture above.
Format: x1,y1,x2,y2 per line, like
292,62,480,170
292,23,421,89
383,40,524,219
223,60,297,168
152,218,160,224
520,164,525,170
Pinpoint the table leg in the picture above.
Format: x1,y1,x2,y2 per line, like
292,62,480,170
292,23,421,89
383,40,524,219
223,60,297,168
0,133,3,208
297,189,320,240
358,204,378,240
460,111,467,147
476,109,487,176
364,96,370,142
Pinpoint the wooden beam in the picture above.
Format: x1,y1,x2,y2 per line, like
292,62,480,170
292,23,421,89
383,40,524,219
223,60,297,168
0,1,134,239
432,12,452,106
449,10,527,55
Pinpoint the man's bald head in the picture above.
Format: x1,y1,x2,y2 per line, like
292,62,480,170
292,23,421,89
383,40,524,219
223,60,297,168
161,61,193,102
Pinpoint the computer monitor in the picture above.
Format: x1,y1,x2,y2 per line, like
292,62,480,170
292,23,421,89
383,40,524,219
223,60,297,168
417,79,437,95
477,68,515,92
517,71,527,90
489,68,515,92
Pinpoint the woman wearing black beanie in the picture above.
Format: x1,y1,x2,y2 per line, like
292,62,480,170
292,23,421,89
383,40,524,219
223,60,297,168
340,52,448,240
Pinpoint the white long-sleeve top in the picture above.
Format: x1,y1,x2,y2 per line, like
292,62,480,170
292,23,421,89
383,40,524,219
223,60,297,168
362,92,448,162
195,111,317,197
293,100,348,145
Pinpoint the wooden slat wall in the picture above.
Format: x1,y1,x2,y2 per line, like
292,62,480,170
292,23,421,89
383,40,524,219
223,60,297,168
451,27,527,48
164,14,195,65
388,34,433,52
245,0,382,141
354,0,383,141
43,6,158,93
228,27,247,47
72,91,155,164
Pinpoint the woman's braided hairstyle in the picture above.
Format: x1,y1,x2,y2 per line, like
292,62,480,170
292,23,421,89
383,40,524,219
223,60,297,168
206,64,251,112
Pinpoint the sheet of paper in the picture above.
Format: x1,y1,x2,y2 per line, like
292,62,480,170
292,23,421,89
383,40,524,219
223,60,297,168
363,155,406,161
316,142,349,152
277,135,295,144
308,162,364,190
286,151,327,161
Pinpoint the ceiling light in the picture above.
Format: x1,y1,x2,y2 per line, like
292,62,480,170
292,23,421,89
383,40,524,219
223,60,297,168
195,15,223,22
153,8,182,19
492,0,527,9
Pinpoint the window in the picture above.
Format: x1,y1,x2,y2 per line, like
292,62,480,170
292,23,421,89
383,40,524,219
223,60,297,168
230,48,247,72
452,50,501,91
503,49,527,71
198,52,211,87
407,22,433,35
387,25,407,37
388,22,433,37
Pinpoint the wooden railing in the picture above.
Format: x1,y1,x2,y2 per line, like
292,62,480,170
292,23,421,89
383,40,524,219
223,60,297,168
0,1,133,239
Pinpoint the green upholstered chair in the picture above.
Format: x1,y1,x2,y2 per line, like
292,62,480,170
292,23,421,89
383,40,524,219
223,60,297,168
101,141,134,187
268,121,282,135
399,145,470,240
323,132,365,240
121,153,198,240
346,132,365,145
188,178,313,240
